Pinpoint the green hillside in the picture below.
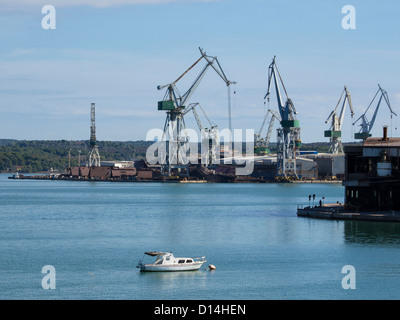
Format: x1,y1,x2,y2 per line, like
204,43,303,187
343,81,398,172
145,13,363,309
0,140,152,173
0,139,357,173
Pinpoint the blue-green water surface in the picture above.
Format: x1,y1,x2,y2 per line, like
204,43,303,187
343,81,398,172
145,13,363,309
1,174,400,300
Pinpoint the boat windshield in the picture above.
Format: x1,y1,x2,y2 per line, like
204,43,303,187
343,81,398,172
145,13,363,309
153,254,161,264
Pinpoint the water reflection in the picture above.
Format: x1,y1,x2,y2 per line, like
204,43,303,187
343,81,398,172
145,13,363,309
139,269,208,280
138,269,210,294
344,221,400,245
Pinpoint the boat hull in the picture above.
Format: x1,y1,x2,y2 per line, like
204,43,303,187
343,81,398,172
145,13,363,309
139,262,205,272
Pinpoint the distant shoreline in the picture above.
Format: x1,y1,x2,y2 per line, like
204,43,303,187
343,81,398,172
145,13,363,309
7,173,343,184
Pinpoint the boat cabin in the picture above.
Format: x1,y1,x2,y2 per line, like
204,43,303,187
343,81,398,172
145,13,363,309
146,251,194,265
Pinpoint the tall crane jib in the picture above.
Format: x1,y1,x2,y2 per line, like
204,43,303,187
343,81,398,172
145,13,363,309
156,47,236,177
324,86,354,154
88,103,101,167
264,56,301,178
353,84,397,140
254,109,281,155
184,103,219,167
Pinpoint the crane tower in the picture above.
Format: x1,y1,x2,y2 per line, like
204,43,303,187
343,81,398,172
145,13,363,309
254,108,281,155
88,103,101,167
184,102,219,167
265,56,301,178
157,47,235,177
353,84,397,140
324,86,354,154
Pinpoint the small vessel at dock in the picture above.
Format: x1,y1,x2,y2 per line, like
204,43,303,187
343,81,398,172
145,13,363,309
136,251,206,272
9,172,20,179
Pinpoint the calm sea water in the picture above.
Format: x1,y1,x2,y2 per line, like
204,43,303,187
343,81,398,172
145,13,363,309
1,173,400,300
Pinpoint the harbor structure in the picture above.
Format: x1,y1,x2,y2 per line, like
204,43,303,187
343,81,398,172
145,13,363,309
301,152,345,180
324,86,354,154
156,47,235,178
264,56,301,178
254,109,281,155
353,84,397,140
343,126,400,211
88,103,101,167
297,126,400,221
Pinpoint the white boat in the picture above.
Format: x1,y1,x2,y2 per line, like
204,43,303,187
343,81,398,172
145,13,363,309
136,251,206,272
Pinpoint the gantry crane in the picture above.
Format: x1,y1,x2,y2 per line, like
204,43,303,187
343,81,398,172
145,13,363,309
324,86,354,154
157,47,235,177
353,84,397,140
264,56,301,178
88,103,100,167
184,103,219,167
254,109,281,155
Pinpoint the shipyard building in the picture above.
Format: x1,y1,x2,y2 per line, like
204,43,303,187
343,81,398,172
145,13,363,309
343,127,400,211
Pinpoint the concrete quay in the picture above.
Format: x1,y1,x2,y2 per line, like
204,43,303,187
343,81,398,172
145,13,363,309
297,203,400,222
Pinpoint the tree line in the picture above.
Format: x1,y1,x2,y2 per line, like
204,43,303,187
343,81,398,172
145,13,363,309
0,140,152,173
0,139,352,173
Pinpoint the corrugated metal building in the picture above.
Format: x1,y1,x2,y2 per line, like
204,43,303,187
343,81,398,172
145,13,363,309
89,167,112,179
137,170,153,180
301,153,345,179
80,167,90,177
111,168,136,178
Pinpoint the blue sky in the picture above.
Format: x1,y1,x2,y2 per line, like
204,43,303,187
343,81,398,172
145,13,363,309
0,0,399,142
